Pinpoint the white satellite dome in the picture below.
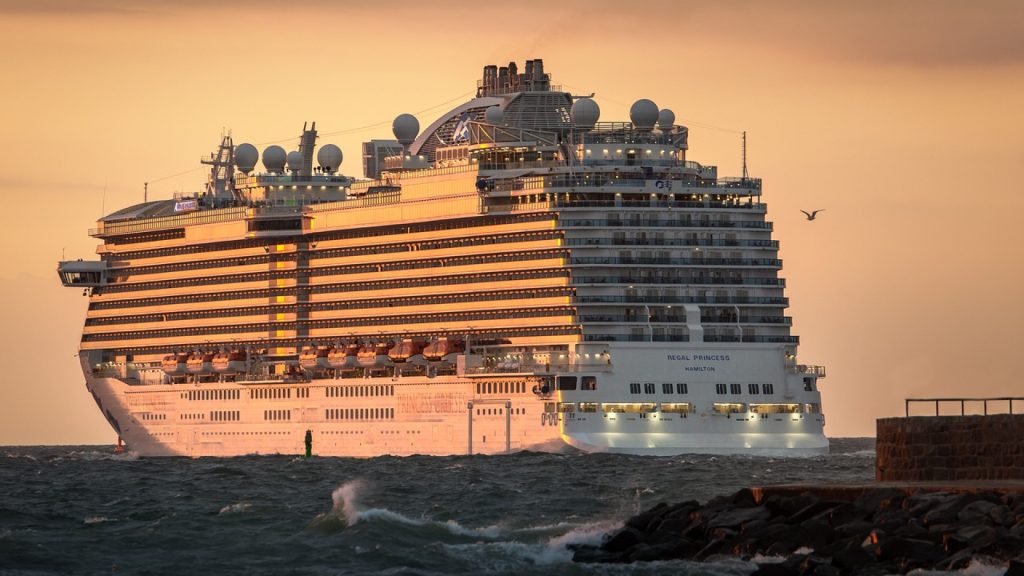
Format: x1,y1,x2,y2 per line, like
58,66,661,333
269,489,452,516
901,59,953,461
286,151,303,172
392,113,420,146
262,145,286,173
658,108,676,132
570,97,600,129
484,106,504,125
234,143,258,174
317,144,343,173
629,99,659,131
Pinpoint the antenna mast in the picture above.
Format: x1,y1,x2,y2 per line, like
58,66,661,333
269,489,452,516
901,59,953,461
741,131,748,181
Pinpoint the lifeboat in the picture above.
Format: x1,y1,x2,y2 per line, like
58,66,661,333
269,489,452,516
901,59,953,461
423,337,466,363
187,352,215,374
328,343,360,368
389,339,426,364
161,353,189,375
300,346,333,370
358,342,393,366
213,349,247,373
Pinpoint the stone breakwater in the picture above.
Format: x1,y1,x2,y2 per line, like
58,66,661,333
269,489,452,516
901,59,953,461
572,486,1024,575
877,414,1024,481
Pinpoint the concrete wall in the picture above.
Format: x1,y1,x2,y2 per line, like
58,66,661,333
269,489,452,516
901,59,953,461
876,414,1024,481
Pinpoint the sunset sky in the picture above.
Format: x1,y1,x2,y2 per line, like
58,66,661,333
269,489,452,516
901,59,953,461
1,0,1021,444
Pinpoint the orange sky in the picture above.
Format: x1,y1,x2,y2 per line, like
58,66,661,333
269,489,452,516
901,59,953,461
1,0,1022,444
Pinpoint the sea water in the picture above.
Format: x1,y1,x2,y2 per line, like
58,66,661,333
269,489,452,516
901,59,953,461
0,438,996,575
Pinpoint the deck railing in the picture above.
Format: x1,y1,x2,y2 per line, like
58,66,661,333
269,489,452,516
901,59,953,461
904,397,1024,417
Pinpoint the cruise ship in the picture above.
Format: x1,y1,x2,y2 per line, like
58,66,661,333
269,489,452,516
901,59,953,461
58,60,827,457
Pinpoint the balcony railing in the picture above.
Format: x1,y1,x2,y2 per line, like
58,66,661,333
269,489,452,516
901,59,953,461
572,276,785,287
571,256,782,267
560,219,773,230
565,238,778,249
576,295,788,305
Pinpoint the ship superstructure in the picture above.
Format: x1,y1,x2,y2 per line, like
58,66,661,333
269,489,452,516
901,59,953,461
58,60,827,457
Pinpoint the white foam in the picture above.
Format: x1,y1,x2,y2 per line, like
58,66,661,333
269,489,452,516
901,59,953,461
328,480,503,538
83,516,114,525
330,479,365,526
218,502,252,515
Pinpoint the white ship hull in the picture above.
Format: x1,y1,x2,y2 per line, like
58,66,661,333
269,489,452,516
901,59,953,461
83,342,827,457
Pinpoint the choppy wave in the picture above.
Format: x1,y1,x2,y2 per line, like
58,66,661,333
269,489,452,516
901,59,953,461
0,439,897,575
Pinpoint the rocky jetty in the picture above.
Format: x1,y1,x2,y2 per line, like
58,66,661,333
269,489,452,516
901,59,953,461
572,487,1024,575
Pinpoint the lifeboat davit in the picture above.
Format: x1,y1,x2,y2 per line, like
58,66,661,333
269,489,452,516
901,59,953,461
187,352,215,374
161,353,189,375
423,337,465,363
300,346,332,370
358,342,393,366
328,343,360,368
213,350,247,373
389,338,427,364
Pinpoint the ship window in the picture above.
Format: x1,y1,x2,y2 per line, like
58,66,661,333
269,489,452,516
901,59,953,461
662,383,673,394
712,402,747,414
730,383,742,395
578,402,598,413
629,382,641,394
557,376,577,391
748,383,760,395
715,383,727,395
763,383,774,395
676,383,688,394
581,376,597,391
556,403,574,413
643,383,656,394
660,402,693,414
804,377,815,392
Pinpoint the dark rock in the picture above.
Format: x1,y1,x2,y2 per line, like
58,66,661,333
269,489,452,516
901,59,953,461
830,540,877,571
851,562,899,576
626,542,677,562
750,563,800,576
958,500,999,524
935,548,974,571
834,519,875,540
707,505,772,529
816,502,868,527
947,524,998,552
789,501,841,525
649,517,691,539
694,537,730,561
853,487,906,513
764,493,819,519
624,502,668,532
876,536,947,564
894,518,931,540
793,519,836,551
874,508,912,533
990,504,1016,527
1006,559,1024,576
732,488,758,508
906,491,953,517
812,564,841,576
663,500,700,520
572,546,627,564
765,540,799,557
922,493,979,526
603,527,642,553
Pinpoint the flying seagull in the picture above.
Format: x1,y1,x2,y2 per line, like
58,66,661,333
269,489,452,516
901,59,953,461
801,209,825,221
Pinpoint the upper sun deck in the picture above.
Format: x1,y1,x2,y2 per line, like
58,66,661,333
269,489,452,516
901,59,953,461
88,59,756,239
